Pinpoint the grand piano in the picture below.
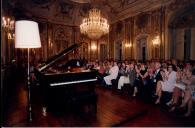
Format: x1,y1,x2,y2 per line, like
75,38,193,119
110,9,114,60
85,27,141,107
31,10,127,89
34,43,98,115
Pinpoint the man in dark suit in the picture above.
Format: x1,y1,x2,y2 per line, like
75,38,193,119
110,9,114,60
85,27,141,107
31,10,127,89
151,62,162,98
65,59,83,67
63,51,84,69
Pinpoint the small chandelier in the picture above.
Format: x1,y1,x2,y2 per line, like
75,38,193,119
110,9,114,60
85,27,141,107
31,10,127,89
80,8,109,40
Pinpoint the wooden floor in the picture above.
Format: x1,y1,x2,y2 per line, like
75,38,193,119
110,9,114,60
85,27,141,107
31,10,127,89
2,79,195,127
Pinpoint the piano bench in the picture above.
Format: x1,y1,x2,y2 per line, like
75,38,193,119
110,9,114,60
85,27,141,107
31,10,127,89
71,91,98,113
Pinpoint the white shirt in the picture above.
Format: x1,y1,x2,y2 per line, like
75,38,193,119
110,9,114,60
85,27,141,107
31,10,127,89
167,71,177,85
109,65,119,79
161,71,177,92
155,69,160,76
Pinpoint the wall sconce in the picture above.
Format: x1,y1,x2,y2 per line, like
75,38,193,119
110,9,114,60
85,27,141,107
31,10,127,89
2,16,15,40
2,16,15,31
152,35,160,46
8,33,15,40
125,43,132,48
91,43,97,50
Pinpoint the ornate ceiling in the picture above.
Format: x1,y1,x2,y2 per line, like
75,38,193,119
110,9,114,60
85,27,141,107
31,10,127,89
3,0,175,26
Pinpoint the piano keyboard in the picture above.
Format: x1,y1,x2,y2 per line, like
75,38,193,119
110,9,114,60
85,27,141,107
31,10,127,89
50,78,97,87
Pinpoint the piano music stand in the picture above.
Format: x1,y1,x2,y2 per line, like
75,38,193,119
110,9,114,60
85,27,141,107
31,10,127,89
15,20,41,121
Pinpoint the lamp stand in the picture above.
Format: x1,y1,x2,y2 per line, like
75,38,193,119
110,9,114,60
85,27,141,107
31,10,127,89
27,48,32,122
15,20,41,122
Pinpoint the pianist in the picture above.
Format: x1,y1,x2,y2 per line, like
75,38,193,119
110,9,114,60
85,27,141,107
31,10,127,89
66,59,83,67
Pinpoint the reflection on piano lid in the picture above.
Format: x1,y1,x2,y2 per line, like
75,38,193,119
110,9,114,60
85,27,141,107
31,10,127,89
50,78,97,87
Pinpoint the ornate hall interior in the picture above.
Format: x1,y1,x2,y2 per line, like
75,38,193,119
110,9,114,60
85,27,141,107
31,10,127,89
1,0,195,127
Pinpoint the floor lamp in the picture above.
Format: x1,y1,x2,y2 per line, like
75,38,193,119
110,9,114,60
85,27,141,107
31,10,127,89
15,20,41,121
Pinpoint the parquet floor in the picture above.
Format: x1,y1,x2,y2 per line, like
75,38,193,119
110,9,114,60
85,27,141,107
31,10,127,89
2,79,195,127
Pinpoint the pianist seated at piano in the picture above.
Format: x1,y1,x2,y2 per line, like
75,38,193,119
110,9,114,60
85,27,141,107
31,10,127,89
63,58,84,72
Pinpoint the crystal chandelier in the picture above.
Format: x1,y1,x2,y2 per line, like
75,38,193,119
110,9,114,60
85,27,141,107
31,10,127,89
80,8,109,40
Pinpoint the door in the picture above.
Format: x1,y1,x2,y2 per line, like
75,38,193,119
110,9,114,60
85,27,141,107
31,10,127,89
100,44,107,61
115,41,122,61
142,46,146,61
136,36,147,61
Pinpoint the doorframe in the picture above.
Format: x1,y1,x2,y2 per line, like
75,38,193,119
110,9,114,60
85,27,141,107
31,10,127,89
114,40,123,61
135,33,149,61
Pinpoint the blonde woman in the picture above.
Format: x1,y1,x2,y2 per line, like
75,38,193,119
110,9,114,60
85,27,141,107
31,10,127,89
179,69,194,117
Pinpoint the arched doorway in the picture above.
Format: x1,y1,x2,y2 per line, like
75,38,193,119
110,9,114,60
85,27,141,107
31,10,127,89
100,43,107,61
114,40,123,61
168,4,195,61
135,34,148,61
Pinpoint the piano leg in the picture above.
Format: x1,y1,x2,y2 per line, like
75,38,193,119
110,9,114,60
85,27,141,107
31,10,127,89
42,107,47,116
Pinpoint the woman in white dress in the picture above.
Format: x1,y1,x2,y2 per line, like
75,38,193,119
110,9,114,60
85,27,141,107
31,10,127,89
155,64,177,104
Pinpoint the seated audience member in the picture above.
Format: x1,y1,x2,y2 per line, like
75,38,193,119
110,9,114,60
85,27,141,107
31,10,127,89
171,59,178,71
104,61,111,75
133,63,148,97
155,64,177,104
138,64,148,86
141,66,155,100
167,67,185,110
151,62,162,97
179,69,195,117
128,63,136,86
94,61,99,69
99,62,106,74
126,63,136,96
178,60,184,70
117,62,122,72
133,64,141,96
96,61,106,82
118,63,129,90
118,62,126,76
103,61,119,87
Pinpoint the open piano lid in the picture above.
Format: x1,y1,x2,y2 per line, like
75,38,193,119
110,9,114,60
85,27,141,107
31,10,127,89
38,43,82,72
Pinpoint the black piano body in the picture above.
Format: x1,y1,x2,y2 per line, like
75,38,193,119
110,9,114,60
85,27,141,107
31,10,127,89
34,43,98,114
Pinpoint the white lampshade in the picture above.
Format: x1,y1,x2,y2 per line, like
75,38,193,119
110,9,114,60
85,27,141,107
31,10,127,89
15,20,41,48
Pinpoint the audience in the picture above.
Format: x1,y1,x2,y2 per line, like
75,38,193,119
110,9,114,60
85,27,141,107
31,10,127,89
85,59,195,117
